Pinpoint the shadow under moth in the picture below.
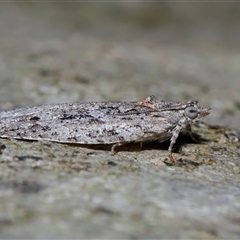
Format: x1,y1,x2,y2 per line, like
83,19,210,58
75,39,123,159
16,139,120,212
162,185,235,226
0,95,210,162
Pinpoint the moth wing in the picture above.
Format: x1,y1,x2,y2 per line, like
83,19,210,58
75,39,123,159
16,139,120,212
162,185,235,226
0,101,177,144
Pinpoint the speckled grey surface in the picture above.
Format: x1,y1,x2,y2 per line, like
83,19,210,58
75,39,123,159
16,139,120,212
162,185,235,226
0,3,240,239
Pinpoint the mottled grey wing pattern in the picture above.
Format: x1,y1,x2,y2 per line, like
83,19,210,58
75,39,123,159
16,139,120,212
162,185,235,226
0,101,181,144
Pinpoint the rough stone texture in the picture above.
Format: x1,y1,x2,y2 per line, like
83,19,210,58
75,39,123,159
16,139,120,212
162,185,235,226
0,3,240,239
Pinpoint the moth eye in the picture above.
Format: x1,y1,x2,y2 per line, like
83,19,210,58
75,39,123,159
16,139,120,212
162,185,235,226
185,106,198,119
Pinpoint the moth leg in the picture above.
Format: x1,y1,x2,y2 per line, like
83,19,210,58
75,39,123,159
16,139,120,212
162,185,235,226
111,142,127,155
168,125,182,163
186,124,200,143
168,153,175,164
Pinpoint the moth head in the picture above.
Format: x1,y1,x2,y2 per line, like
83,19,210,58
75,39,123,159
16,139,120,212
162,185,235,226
184,100,211,121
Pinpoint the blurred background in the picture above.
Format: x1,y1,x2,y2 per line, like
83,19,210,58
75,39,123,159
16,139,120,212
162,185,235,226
0,2,240,128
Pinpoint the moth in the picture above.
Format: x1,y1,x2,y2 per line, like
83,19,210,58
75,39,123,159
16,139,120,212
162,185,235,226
0,96,210,162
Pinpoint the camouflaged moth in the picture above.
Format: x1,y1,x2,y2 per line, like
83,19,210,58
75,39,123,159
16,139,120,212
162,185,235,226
0,96,210,162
